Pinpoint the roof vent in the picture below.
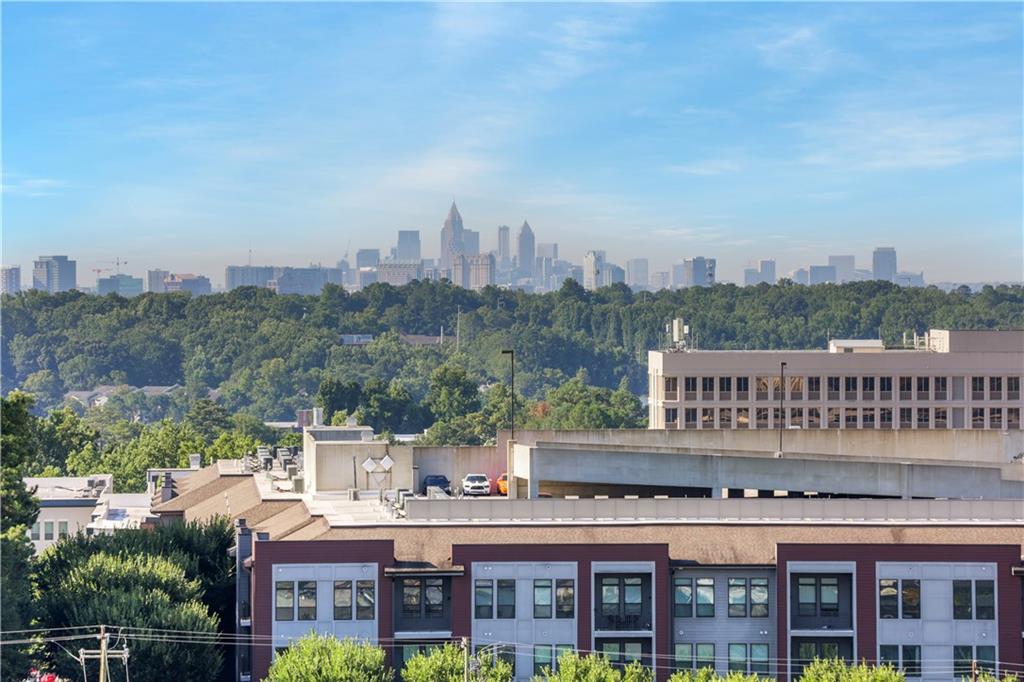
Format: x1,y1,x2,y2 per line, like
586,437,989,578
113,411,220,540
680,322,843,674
189,453,202,469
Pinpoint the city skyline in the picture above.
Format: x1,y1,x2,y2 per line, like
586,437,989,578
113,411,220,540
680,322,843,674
3,3,1022,283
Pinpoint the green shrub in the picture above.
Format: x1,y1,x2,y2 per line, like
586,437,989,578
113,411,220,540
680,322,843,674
266,633,391,682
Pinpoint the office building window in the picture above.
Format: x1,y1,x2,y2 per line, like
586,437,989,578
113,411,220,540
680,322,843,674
702,377,715,397
972,376,985,400
497,579,516,619
972,408,985,428
989,408,1002,429
880,408,893,428
820,577,839,614
664,376,678,396
556,579,574,619
1008,407,1021,429
902,580,920,619
356,580,375,620
624,577,642,616
789,376,804,400
935,376,947,399
275,581,294,621
1008,376,1021,400
953,580,972,619
497,645,516,676
862,376,875,397
862,409,875,428
827,376,841,399
807,407,820,428
844,376,858,399
675,643,693,670
756,376,770,400
297,580,317,621
790,407,803,427
899,408,912,428
976,646,996,674
976,580,995,619
30,523,39,541
534,645,553,676
685,408,698,427
701,408,714,428
879,645,899,667
720,408,733,428
728,644,747,673
899,376,912,400
750,578,769,617
57,520,69,539
879,579,898,619
916,408,930,428
808,376,821,400
902,645,921,677
728,578,747,617
684,377,697,396
696,578,715,617
555,645,573,670
719,376,732,396
402,578,422,617
534,579,552,619
989,376,1002,397
953,646,974,677
333,581,352,620
43,521,54,541
696,644,715,671
756,408,769,428
916,376,930,398
879,376,893,399
828,408,841,427
750,644,769,675
475,579,493,619
665,408,678,425
799,576,839,616
934,407,948,428
736,376,750,399
772,407,782,427
798,577,816,616
845,408,858,428
674,577,693,617
737,408,749,429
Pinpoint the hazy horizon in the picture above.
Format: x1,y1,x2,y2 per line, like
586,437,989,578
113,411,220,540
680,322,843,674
4,2,1022,287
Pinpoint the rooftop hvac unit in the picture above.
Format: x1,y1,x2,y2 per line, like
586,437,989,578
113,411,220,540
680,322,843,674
292,477,305,494
188,453,202,470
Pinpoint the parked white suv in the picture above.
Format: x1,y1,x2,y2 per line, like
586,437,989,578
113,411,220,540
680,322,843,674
461,473,491,496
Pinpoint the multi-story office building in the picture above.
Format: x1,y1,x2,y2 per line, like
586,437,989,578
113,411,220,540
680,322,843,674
873,247,898,282
356,249,380,269
744,260,777,286
97,273,144,297
163,273,212,296
154,438,1023,682
604,262,625,286
440,203,465,270
626,258,649,290
497,225,511,269
395,230,421,262
1,265,21,294
462,229,480,256
790,268,809,285
452,254,495,291
828,255,856,283
147,269,170,293
648,328,1024,431
682,257,716,287
537,243,559,260
808,265,837,285
517,221,535,278
226,265,276,290
651,271,670,291
378,261,423,287
583,251,605,291
32,255,76,293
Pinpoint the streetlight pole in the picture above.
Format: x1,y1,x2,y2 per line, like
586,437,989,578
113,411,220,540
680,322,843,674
501,349,515,442
779,361,787,454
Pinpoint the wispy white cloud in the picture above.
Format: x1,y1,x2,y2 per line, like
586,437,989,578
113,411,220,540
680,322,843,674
1,174,65,197
754,23,850,74
666,159,742,176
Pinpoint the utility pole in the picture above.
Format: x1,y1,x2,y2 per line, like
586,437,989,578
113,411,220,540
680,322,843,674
778,361,787,454
98,624,108,682
462,636,471,682
502,350,515,442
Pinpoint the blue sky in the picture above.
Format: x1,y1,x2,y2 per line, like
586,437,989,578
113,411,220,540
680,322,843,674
3,2,1021,286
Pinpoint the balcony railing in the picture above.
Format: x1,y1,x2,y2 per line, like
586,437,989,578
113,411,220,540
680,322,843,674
594,612,652,632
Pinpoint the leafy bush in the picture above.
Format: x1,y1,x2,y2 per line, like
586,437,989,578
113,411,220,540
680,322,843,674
265,633,391,682
401,643,513,682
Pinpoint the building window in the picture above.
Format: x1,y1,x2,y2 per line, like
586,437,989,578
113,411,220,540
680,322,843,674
844,408,858,428
989,376,1002,397
736,377,749,399
976,646,996,674
534,644,552,676
880,407,892,429
275,581,294,621
355,580,375,620
902,645,921,677
934,407,948,428
750,578,769,617
879,579,898,618
972,408,985,428
43,521,54,541
789,376,804,400
737,408,749,429
624,577,642,615
474,579,493,619
675,643,693,670
799,576,839,617
844,376,858,400
879,376,892,399
402,578,422,617
755,408,769,428
701,408,714,428
862,376,875,397
989,408,1002,429
720,408,733,428
497,579,516,619
497,645,515,676
899,408,913,429
696,578,715,617
807,376,821,400
827,376,841,400
902,580,920,619
808,407,821,428
664,376,678,398
862,409,875,428
750,644,769,675
555,644,573,670
684,377,697,397
728,578,747,617
953,580,973,619
425,578,443,617
1008,376,1020,400
534,579,552,619
719,376,732,396
674,577,693,617
916,408,929,428
916,376,930,398
934,376,947,399
879,645,899,667
1008,407,1021,429
696,644,715,670
728,644,747,673
701,377,715,397
57,520,69,539
555,579,574,619
828,408,841,428
954,646,974,677
790,407,803,427
976,580,995,619
333,581,352,620
685,408,698,427
820,577,839,615
971,376,985,400
797,577,817,616
899,376,912,400
30,523,40,541
296,580,317,621
756,376,770,400
665,408,678,425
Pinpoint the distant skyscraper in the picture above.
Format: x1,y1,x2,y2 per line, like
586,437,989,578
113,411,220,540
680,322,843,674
650,271,670,290
873,247,898,282
671,261,687,288
395,230,421,261
462,229,480,256
440,202,465,270
226,265,276,290
626,258,649,289
537,243,558,260
583,250,605,291
809,265,837,285
453,254,495,290
97,273,144,297
828,255,856,283
743,267,760,286
32,255,76,293
1,266,21,295
356,249,380,269
791,268,809,285
682,257,716,287
603,263,625,286
744,259,776,286
497,225,511,268
516,221,535,277
377,261,423,286
147,269,170,293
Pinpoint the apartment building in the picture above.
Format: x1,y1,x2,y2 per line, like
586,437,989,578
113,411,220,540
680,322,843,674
648,329,1024,431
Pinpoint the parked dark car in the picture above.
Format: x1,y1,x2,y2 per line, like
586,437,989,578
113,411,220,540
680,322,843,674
420,474,452,495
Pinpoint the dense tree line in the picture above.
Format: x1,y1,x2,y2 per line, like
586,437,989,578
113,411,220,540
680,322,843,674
5,281,1020,422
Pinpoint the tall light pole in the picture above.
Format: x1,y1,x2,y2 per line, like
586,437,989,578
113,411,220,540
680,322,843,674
779,361,787,454
501,350,515,442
